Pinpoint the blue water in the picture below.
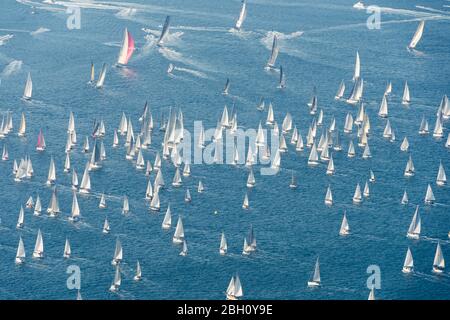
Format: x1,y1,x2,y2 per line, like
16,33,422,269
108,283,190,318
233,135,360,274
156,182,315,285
0,0,449,300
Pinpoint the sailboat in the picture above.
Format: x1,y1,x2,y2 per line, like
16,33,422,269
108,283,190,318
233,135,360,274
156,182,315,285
47,187,60,217
339,212,350,236
404,155,415,177
384,81,392,96
15,237,26,264
324,185,333,206
36,129,46,151
116,28,135,66
278,66,286,89
2,144,8,161
432,242,445,274
18,113,26,137
64,153,71,173
368,287,375,300
69,192,80,222
172,167,183,187
326,155,335,175
406,205,421,239
32,229,44,258
157,16,171,46
34,195,42,216
266,103,275,125
222,78,230,95
46,157,57,184
242,193,250,209
348,140,356,158
362,143,371,159
111,239,123,265
234,0,247,31
109,265,121,292
220,232,228,255
335,80,345,100
378,95,388,118
95,63,107,89
289,171,298,189
103,218,110,234
401,190,409,205
79,163,91,194
242,237,252,255
134,261,142,281
424,184,435,204
308,142,319,165
346,77,363,104
266,35,279,70
400,137,409,152
353,51,360,81
419,116,429,135
167,63,174,74
433,116,444,138
185,188,192,203
198,180,205,193
16,206,24,228
150,188,161,212
89,61,95,83
63,238,71,258
436,161,447,186
353,183,362,204
72,169,79,190
173,216,185,244
23,72,33,100
402,81,410,105
408,20,425,50
180,240,188,256
246,168,256,188
402,247,414,274
122,196,130,214
256,97,265,111
26,196,34,209
99,193,107,209
162,205,172,230
226,274,243,300
307,257,321,287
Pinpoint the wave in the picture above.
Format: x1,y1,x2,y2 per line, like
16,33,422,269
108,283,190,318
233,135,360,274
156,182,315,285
0,34,13,46
1,60,23,78
115,7,137,18
30,27,50,36
142,28,184,46
260,30,304,51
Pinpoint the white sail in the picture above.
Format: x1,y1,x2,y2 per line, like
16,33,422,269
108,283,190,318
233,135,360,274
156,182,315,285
363,181,370,197
353,51,360,81
402,247,414,273
16,236,26,264
33,229,44,258
96,63,107,89
23,72,33,100
401,190,409,205
134,261,142,280
162,204,172,229
335,80,345,100
353,183,362,203
150,188,161,211
436,161,447,186
404,155,415,176
122,196,129,214
402,81,410,104
112,239,123,265
378,95,388,118
46,156,56,185
424,184,435,204
16,206,24,228
266,103,275,125
173,216,184,244
79,163,91,193
220,232,228,255
234,0,247,30
70,192,80,220
346,77,363,104
47,187,60,216
407,205,421,239
324,185,333,205
433,242,445,272
339,212,350,236
308,257,321,286
18,112,26,136
103,218,110,234
64,238,71,258
400,137,409,152
266,35,279,69
34,195,42,215
433,116,443,138
408,20,425,49
308,142,319,165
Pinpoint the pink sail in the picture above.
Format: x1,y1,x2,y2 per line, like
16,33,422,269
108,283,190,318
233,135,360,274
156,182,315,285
126,31,135,64
36,129,46,150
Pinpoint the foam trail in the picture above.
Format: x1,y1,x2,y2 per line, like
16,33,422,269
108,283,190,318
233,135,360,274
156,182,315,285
30,27,50,36
173,67,207,79
415,5,450,15
1,60,23,78
115,7,137,18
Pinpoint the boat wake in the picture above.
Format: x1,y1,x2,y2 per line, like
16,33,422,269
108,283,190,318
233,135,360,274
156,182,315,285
30,27,50,36
115,7,137,18
1,60,23,78
421,236,450,244
172,66,207,79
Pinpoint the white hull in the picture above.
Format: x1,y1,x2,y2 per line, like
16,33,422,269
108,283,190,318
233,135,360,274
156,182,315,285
307,281,320,287
15,258,24,265
111,259,121,266
173,237,183,244
133,275,142,281
406,233,420,240
32,252,43,259
324,200,333,206
79,188,90,194
402,267,413,274
353,198,362,204
432,267,444,274
109,285,119,292
436,180,446,186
